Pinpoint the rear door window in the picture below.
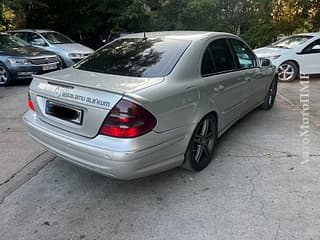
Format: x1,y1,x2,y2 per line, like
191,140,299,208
209,39,237,73
201,48,216,76
75,38,191,78
302,39,320,54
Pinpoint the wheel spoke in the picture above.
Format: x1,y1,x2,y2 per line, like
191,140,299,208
202,144,210,159
201,120,209,136
206,131,215,141
194,145,204,162
194,134,202,144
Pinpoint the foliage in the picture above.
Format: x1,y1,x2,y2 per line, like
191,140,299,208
272,0,320,34
0,0,319,48
0,3,15,31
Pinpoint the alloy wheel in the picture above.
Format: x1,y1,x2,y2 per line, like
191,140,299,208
278,63,296,81
187,116,217,171
0,65,8,85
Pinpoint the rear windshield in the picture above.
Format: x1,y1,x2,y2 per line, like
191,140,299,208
74,38,191,77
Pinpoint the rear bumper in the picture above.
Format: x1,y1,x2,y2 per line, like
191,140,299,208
23,111,192,179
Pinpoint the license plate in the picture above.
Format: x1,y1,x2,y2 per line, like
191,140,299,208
42,64,57,71
45,100,83,125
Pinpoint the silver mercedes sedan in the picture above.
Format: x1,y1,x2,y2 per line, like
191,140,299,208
23,31,277,180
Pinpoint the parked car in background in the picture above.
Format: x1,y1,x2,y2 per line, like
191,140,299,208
24,31,277,179
255,32,320,81
8,29,94,68
0,33,60,86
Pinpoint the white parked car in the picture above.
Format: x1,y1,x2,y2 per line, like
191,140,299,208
254,33,320,81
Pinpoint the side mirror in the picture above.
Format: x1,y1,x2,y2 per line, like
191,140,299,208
31,38,47,46
260,58,271,67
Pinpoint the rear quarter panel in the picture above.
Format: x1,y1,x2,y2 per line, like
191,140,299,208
133,39,220,135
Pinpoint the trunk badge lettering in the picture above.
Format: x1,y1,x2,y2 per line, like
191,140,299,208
57,89,110,108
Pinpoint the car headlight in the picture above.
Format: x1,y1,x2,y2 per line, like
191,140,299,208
8,57,32,65
68,53,85,58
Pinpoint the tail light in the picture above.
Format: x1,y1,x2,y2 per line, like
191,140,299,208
99,99,157,138
28,92,35,111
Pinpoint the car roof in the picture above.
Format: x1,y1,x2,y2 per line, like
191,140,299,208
123,31,237,41
9,29,56,33
293,32,320,38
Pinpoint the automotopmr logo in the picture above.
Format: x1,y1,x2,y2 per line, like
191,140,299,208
299,73,311,165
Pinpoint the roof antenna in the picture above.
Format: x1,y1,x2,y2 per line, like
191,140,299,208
137,0,147,39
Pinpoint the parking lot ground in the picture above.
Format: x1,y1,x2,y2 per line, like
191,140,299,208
0,84,55,204
278,77,320,127
0,82,319,240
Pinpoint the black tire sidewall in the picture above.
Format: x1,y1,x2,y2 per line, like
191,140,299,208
261,77,278,110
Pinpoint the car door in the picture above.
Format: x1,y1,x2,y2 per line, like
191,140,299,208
201,38,247,131
298,38,320,74
228,38,267,109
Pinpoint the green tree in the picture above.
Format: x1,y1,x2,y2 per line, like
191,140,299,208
272,0,320,34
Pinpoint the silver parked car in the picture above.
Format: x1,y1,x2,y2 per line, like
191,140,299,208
0,33,60,86
23,31,277,180
9,29,94,67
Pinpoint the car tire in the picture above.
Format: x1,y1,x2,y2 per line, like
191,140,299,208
260,76,278,110
278,61,299,82
182,114,218,171
0,63,12,86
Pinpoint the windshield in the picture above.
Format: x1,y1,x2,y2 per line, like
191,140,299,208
0,34,30,49
74,38,191,78
270,35,313,49
41,32,74,44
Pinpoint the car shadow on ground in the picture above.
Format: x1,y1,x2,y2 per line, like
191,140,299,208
51,104,266,190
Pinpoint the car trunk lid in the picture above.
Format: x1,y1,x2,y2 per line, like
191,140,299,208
29,68,163,138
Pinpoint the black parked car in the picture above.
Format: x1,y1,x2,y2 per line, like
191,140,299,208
0,33,60,86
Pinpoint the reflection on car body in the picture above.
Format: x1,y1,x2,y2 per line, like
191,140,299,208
24,31,277,179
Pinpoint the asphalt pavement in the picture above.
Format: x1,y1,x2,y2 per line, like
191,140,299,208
0,80,319,240
278,77,320,127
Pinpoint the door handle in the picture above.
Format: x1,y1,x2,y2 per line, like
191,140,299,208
213,84,225,92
